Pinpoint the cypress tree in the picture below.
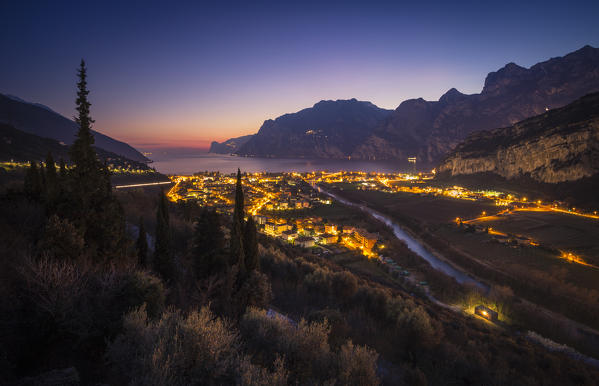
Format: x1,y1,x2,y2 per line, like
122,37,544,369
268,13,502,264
192,207,226,279
154,190,174,282
230,169,245,275
44,152,57,203
69,59,103,208
137,217,148,267
24,161,41,199
243,216,259,272
58,158,67,181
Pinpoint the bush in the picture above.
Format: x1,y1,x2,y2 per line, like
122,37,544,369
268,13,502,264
337,340,380,386
108,306,284,385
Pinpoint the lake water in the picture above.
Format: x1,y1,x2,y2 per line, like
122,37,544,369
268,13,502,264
151,153,412,175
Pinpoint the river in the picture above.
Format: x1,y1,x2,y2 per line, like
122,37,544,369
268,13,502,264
316,186,487,290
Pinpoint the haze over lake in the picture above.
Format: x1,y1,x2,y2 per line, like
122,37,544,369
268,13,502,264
151,153,415,175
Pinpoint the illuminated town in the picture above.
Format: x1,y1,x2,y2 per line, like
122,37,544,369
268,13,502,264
166,170,599,269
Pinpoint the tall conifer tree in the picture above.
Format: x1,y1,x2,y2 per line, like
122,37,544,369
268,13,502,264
230,169,245,275
154,190,174,282
137,217,148,267
44,152,57,203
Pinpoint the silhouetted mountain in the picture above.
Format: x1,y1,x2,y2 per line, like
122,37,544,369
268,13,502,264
230,46,599,163
237,99,392,158
0,93,149,162
209,134,254,154
439,92,599,183
0,122,153,171
354,45,599,164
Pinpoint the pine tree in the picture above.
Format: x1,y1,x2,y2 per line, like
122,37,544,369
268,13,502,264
243,216,259,272
137,217,148,267
154,190,174,282
59,158,67,181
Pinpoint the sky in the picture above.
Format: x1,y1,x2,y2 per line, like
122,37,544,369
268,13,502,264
1,0,598,150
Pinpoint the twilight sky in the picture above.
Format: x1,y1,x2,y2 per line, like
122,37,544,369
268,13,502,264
2,0,598,150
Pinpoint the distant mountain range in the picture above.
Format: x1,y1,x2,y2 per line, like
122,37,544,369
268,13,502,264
0,93,149,163
438,92,599,184
223,45,599,164
209,134,254,154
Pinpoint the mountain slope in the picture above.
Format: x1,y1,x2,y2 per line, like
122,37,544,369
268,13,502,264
438,92,599,183
0,123,153,171
0,93,149,163
355,45,599,164
209,134,254,154
236,99,392,158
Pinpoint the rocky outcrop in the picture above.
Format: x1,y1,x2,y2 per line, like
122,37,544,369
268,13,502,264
438,92,599,183
209,134,254,154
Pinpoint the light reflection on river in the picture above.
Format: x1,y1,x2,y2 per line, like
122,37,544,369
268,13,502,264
317,186,487,290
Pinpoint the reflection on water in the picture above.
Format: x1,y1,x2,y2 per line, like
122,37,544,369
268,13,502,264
318,186,487,290
151,153,410,175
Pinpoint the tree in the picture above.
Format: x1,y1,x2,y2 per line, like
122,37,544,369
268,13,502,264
243,216,259,272
44,152,58,204
154,190,175,282
230,169,245,275
137,217,148,268
24,160,42,199
192,207,226,279
64,59,126,259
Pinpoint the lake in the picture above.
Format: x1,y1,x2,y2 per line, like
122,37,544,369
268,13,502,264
151,153,414,175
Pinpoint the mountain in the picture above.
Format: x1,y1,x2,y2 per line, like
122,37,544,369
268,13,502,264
236,99,392,158
230,46,599,163
0,93,149,163
354,45,599,164
438,92,599,184
209,134,254,154
0,122,154,171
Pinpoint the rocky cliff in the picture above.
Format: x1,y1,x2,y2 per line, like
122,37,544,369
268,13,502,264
438,92,599,183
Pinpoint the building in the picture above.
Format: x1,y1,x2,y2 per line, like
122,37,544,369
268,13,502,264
324,224,337,234
475,305,498,322
319,233,337,245
282,230,298,242
343,226,356,234
254,215,267,225
354,229,378,250
295,236,315,248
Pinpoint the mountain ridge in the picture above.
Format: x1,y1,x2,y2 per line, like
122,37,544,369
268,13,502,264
226,45,599,163
0,93,149,163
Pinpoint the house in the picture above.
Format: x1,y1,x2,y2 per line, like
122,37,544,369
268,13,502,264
319,233,337,245
475,305,498,322
265,222,277,235
324,224,337,234
343,226,356,234
282,230,298,242
295,236,315,248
